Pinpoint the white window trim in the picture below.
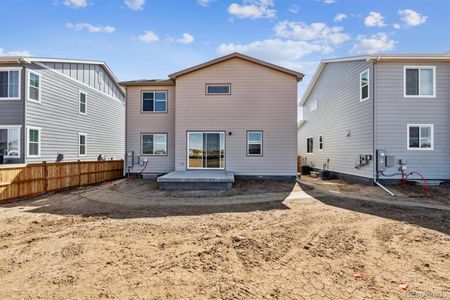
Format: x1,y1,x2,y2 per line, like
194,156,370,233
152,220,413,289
0,67,22,100
403,66,436,98
360,68,370,102
187,132,225,170
206,84,231,95
79,90,87,115
27,70,42,103
78,132,87,156
306,136,314,154
407,124,434,151
140,133,168,156
0,125,22,158
141,91,168,113
318,134,323,151
27,126,42,158
247,131,263,156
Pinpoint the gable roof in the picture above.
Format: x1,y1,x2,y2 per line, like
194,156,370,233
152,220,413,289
169,52,304,81
0,56,125,95
299,52,450,107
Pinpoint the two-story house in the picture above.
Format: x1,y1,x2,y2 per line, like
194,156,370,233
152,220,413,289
121,52,303,189
0,56,125,164
298,53,450,186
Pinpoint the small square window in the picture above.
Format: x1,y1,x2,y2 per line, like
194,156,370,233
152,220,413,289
408,124,433,150
141,133,167,155
404,67,435,97
142,91,167,112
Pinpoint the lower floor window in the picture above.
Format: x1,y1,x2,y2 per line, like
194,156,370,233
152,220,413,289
79,133,87,156
307,137,314,153
408,124,433,150
0,126,20,158
141,133,167,155
28,127,41,157
247,131,263,156
318,134,323,150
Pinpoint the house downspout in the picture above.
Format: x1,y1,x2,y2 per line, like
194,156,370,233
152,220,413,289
372,58,396,197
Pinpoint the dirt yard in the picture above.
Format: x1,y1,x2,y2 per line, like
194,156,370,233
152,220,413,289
0,178,449,299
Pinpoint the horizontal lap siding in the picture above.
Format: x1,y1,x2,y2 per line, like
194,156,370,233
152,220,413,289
175,58,298,176
298,61,374,179
25,63,125,163
126,85,175,173
375,62,450,179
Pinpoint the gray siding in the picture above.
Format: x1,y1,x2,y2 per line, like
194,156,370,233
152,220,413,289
0,63,25,163
25,62,125,163
375,62,450,179
298,60,374,179
42,62,125,102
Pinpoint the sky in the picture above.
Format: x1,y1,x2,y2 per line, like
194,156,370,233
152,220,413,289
1,0,449,102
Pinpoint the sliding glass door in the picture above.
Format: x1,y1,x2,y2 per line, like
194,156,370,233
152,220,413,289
188,132,225,169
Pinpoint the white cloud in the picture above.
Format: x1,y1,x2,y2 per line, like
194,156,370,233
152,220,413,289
323,0,335,3
398,9,427,27
364,12,386,27
124,0,145,10
274,21,350,45
228,0,276,19
393,23,401,29
289,5,299,13
64,0,87,8
197,0,215,6
66,23,116,33
334,13,347,22
0,48,32,56
137,31,159,43
217,39,332,63
350,33,396,54
169,33,195,45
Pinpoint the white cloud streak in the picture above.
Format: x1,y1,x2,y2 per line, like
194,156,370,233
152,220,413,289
228,0,276,19
364,12,386,27
0,48,32,56
398,9,428,27
334,13,347,22
275,21,350,45
350,33,396,54
124,0,145,11
64,0,87,8
137,31,159,43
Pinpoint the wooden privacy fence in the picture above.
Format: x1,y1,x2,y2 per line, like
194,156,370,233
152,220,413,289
0,160,124,202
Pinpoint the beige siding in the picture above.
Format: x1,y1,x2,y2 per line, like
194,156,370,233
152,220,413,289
126,85,175,173
174,57,298,176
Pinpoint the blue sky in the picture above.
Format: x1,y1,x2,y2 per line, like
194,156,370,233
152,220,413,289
0,0,449,99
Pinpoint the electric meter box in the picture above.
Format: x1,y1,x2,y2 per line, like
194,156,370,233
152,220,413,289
376,149,386,172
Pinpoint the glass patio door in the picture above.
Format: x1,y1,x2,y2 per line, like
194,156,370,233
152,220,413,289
188,132,225,169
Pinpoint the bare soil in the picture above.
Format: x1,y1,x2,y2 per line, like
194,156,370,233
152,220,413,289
0,178,449,299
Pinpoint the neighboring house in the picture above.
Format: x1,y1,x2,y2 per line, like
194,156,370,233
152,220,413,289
0,56,125,164
298,53,450,185
122,52,303,181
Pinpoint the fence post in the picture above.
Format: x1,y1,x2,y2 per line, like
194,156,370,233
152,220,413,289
43,161,48,193
77,160,81,187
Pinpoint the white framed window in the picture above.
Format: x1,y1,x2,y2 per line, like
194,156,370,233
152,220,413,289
78,133,87,156
27,126,41,157
206,84,231,95
407,124,433,150
27,70,42,103
360,69,370,101
247,131,263,156
307,137,314,154
141,133,167,155
318,134,323,151
79,91,87,115
0,67,21,100
142,91,167,112
309,99,318,112
0,125,21,158
404,66,436,98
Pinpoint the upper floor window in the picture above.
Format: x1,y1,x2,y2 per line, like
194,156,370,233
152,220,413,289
309,99,318,112
247,131,263,156
142,91,167,112
408,124,433,150
307,137,314,154
79,91,87,114
0,68,20,100
360,69,369,101
28,71,41,103
0,126,21,158
141,133,167,155
206,84,231,95
404,66,435,97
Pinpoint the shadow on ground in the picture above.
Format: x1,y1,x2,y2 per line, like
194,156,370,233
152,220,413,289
0,179,294,219
299,180,450,236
